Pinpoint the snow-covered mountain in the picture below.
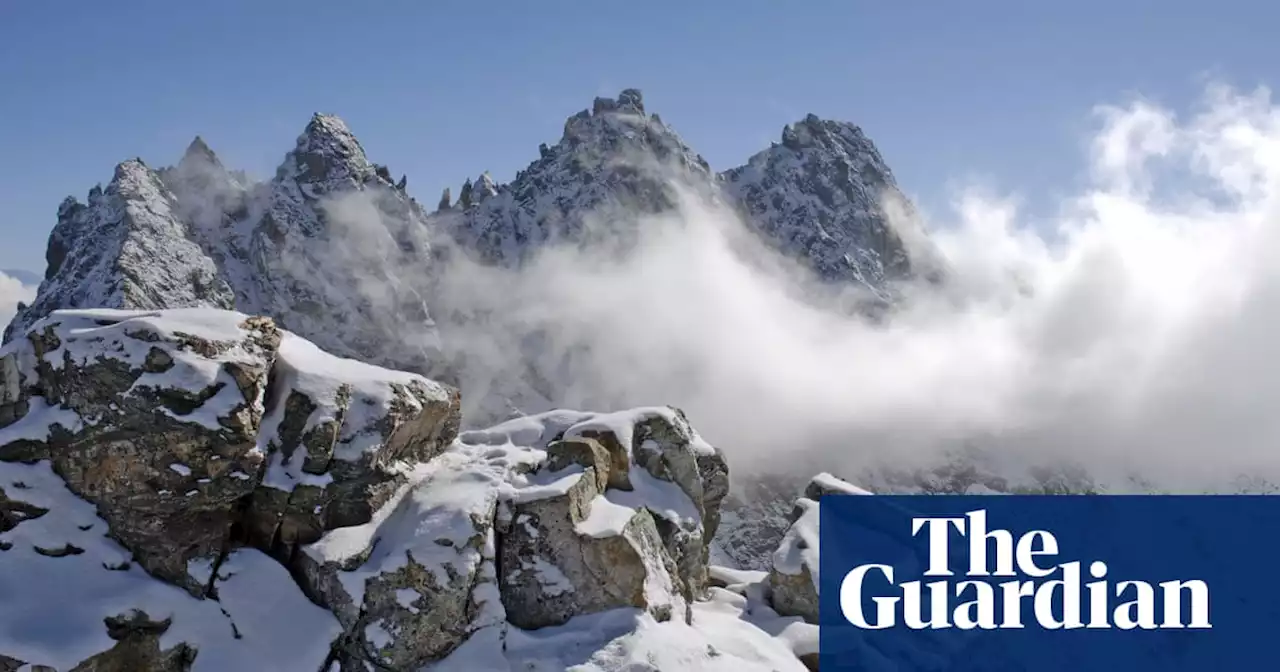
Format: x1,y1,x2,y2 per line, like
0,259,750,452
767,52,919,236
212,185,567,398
724,114,942,302
3,88,939,579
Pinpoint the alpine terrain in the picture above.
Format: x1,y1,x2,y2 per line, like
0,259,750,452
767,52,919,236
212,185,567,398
1,89,937,670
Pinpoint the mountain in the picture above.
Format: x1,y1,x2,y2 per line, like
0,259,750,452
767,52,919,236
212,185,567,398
6,116,444,377
2,89,939,576
0,306,816,670
723,114,941,302
438,89,718,265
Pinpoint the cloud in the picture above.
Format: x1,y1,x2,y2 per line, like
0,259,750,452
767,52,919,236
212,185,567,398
0,272,36,329
320,82,1280,494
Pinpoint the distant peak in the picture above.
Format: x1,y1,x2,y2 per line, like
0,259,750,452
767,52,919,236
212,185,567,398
781,115,869,152
177,135,224,175
300,113,361,151
591,88,645,116
285,113,370,184
183,136,217,161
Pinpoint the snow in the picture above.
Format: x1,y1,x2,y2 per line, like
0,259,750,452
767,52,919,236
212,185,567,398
303,445,504,605
574,495,636,539
606,469,702,526
772,498,819,586
810,471,872,496
504,465,585,504
430,589,809,671
0,460,340,671
168,464,192,477
524,556,575,597
0,397,82,444
259,332,452,466
395,588,420,613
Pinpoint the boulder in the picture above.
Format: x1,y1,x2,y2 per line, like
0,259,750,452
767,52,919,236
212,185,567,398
768,473,865,624
564,407,729,600
68,611,197,672
244,332,461,562
294,451,498,669
498,462,684,629
0,309,280,592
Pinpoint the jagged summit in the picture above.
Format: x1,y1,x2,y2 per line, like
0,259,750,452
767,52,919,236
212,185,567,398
444,88,715,265
279,112,375,188
721,112,931,296
3,159,233,341
181,135,219,166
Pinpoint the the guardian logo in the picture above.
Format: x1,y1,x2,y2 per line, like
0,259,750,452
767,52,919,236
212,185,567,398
840,509,1212,631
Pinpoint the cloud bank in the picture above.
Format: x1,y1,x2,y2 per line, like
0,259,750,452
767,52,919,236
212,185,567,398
316,83,1280,493
0,272,36,329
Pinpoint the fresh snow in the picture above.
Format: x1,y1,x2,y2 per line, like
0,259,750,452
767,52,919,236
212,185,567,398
430,588,810,671
772,498,819,585
0,460,340,671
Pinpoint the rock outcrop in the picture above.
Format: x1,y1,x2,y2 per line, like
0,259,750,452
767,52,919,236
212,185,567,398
767,473,867,625
0,311,795,671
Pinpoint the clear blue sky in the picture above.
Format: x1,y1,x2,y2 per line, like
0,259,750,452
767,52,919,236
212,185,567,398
1,0,1275,272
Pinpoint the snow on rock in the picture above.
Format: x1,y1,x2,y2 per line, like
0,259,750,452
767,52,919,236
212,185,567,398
722,114,942,302
245,331,461,562
499,457,686,630
0,308,280,591
768,472,867,625
440,88,717,268
294,447,501,670
0,459,340,671
3,161,235,344
431,588,812,672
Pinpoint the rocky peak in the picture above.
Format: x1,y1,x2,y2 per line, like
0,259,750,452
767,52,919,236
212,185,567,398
721,114,931,298
445,88,715,266
180,135,220,169
3,159,234,343
278,113,375,191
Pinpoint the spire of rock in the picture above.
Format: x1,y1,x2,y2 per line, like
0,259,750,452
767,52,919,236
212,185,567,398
4,159,234,342
280,113,374,188
437,187,452,211
722,114,939,298
471,172,497,205
181,135,220,168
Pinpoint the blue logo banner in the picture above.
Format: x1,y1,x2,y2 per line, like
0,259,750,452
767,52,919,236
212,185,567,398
818,495,1280,670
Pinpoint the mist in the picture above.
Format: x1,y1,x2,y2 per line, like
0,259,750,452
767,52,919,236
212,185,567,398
0,272,35,328
317,83,1280,493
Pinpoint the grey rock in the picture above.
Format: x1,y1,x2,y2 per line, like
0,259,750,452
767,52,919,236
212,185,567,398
1,310,280,592
498,464,683,629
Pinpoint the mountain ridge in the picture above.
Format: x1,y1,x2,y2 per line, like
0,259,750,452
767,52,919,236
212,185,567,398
3,89,939,431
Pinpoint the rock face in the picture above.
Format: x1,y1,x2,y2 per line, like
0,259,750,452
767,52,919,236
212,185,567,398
723,114,942,301
0,310,781,670
4,162,235,342
766,473,867,625
0,309,278,591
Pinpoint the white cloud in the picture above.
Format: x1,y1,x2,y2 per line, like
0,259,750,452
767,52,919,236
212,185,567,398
322,82,1280,493
0,271,35,329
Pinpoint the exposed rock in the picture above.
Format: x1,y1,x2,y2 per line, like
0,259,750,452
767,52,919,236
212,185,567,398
564,407,729,600
0,309,279,592
499,463,683,629
766,472,864,624
244,332,461,563
68,610,197,672
294,450,503,669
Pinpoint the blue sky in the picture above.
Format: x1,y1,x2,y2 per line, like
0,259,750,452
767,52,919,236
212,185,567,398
0,0,1275,272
